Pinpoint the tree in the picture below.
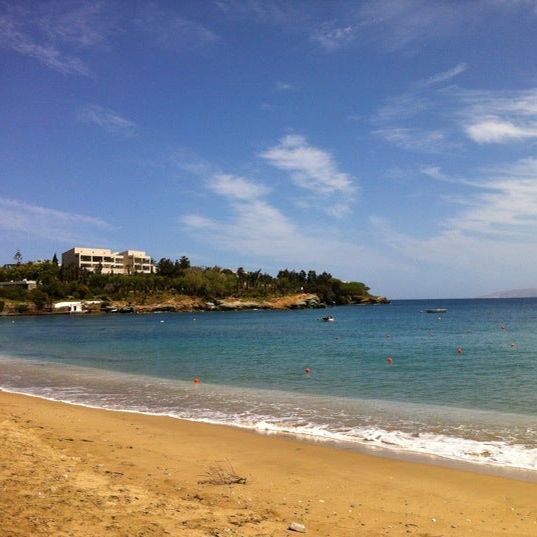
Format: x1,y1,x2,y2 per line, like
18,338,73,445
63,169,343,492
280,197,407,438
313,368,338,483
29,288,49,311
157,258,176,277
236,267,246,292
179,256,191,269
52,253,59,265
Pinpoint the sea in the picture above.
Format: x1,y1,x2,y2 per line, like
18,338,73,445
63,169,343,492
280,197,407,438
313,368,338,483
1,298,537,478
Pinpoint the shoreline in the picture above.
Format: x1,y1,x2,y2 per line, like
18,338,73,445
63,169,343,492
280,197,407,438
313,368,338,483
2,391,537,536
0,292,389,316
3,385,537,484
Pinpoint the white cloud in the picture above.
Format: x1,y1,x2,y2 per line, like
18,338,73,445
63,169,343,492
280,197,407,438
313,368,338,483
465,118,537,143
215,0,300,26
0,1,114,77
260,135,355,194
36,1,110,48
208,174,270,201
372,158,537,292
423,158,537,239
0,197,109,243
181,198,388,276
374,127,453,152
274,80,294,92
310,22,356,50
420,166,448,181
356,0,461,52
179,146,393,281
136,4,218,51
421,62,467,87
0,9,91,76
181,214,217,230
373,85,537,149
78,105,137,136
373,93,431,123
454,88,537,143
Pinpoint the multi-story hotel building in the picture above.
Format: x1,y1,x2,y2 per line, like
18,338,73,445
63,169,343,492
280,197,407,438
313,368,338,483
61,247,155,275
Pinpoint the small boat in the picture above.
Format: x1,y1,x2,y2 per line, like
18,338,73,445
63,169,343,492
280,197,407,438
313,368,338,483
425,308,447,313
322,315,335,322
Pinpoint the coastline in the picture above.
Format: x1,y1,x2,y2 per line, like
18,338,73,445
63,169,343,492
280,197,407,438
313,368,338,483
0,292,390,316
2,391,537,536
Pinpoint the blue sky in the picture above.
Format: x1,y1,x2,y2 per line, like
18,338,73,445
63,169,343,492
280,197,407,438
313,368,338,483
2,0,537,299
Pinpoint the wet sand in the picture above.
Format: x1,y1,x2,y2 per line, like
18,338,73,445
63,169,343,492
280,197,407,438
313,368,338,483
1,390,536,536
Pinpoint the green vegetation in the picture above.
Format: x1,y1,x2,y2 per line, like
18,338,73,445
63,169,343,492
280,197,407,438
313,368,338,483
0,256,381,312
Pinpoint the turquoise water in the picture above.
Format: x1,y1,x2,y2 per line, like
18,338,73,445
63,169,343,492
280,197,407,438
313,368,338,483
1,299,537,473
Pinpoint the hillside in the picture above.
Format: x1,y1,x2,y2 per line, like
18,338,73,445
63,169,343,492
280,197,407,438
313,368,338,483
479,288,537,299
0,258,389,315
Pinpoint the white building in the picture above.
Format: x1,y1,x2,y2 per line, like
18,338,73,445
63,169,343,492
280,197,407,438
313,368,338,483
62,247,154,275
53,301,84,313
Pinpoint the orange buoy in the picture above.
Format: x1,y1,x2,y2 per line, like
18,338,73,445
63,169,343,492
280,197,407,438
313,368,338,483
193,376,200,384
304,367,312,374
386,356,393,365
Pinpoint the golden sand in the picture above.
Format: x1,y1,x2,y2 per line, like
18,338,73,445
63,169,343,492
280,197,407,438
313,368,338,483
1,391,536,536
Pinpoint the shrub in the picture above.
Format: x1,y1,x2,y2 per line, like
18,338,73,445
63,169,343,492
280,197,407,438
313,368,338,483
16,304,29,314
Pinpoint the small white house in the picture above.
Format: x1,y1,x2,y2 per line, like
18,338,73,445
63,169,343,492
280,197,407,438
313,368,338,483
53,301,84,313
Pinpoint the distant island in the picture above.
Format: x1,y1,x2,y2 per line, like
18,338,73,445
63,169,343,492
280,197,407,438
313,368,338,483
479,288,537,299
0,256,388,315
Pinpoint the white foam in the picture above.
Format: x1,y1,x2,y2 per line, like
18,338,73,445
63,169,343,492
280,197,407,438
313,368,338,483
236,418,537,471
1,354,537,474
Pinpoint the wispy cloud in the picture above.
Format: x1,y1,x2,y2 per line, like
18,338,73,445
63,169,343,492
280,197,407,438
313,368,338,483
35,1,110,48
0,7,90,76
260,134,356,195
78,105,137,136
372,80,537,150
455,87,537,143
372,157,537,292
0,1,112,76
465,119,537,143
208,174,270,201
181,198,387,275
356,0,461,52
274,80,295,92
0,197,109,243
177,142,391,277
215,0,302,26
136,3,218,51
310,22,357,50
374,127,454,152
373,93,431,123
421,62,467,87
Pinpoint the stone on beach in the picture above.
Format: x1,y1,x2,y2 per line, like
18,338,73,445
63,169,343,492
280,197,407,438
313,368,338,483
288,521,307,532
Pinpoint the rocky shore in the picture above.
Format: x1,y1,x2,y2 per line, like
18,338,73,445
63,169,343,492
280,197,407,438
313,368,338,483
115,292,389,314
0,293,389,316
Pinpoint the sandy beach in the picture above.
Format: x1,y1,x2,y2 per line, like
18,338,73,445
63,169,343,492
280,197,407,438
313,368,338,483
1,391,536,536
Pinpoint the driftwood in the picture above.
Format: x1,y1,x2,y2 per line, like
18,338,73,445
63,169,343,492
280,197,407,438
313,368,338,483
198,460,247,485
